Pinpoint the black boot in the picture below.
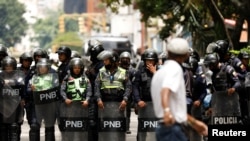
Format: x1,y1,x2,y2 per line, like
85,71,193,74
0,124,8,141
29,123,40,141
17,124,22,141
9,123,19,141
45,126,55,141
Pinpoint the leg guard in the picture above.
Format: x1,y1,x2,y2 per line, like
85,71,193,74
45,126,55,141
29,123,40,141
9,123,19,141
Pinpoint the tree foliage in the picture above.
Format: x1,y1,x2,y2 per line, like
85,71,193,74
32,11,60,49
52,32,83,52
102,0,249,52
0,0,28,47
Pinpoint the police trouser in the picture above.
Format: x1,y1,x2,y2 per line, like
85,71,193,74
25,102,40,141
25,101,37,125
88,97,98,141
126,99,132,132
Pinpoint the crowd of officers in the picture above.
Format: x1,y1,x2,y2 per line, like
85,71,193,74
0,38,249,141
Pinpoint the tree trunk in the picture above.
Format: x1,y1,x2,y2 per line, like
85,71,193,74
231,16,244,50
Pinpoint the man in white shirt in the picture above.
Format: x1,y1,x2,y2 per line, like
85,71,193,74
151,38,208,141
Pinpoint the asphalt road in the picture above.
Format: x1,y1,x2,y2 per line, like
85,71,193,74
20,109,139,141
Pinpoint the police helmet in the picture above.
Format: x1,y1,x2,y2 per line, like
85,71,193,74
143,50,158,62
191,50,200,62
158,52,168,64
0,44,8,57
88,39,104,56
238,50,249,60
69,58,84,72
206,42,219,54
215,40,229,55
1,56,17,70
71,50,81,58
203,53,220,67
189,57,199,70
120,51,131,59
97,50,117,62
56,46,72,58
19,52,33,63
112,51,119,63
36,58,51,72
33,48,48,59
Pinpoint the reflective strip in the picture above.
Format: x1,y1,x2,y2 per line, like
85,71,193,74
99,67,126,90
66,77,87,101
32,74,53,91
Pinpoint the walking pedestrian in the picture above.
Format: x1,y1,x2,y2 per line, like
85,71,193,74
151,38,208,141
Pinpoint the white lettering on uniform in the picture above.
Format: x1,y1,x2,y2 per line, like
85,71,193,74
103,121,121,128
65,121,83,128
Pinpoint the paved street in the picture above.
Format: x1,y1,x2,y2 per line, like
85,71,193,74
21,109,139,141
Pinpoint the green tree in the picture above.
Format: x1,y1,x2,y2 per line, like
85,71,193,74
52,32,83,53
33,11,81,50
102,0,248,52
0,0,28,47
32,10,61,49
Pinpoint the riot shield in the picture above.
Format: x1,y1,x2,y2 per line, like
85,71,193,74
31,73,60,127
0,70,25,123
211,90,241,125
98,102,126,141
137,102,158,141
59,101,88,141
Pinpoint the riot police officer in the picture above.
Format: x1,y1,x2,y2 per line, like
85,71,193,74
203,53,242,125
85,39,104,141
25,48,55,141
237,50,250,123
0,56,25,141
18,52,33,76
59,58,92,141
71,50,82,58
189,52,207,141
206,40,245,72
28,58,59,141
56,46,72,84
17,52,33,140
95,50,131,141
133,49,159,141
119,51,136,134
